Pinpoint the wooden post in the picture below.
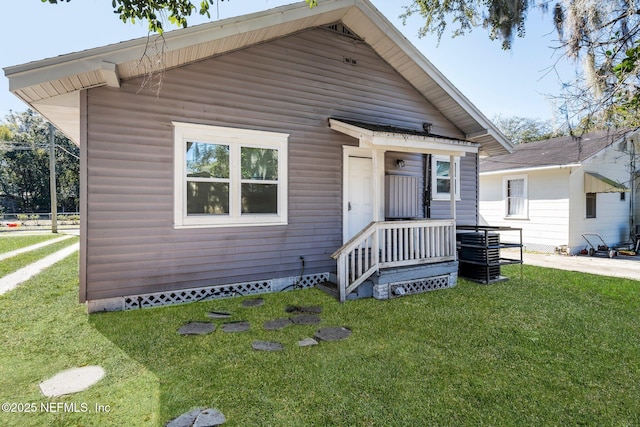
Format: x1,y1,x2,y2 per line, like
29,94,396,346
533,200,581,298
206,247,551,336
49,123,58,234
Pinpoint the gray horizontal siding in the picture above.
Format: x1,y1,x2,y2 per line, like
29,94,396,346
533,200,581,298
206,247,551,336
85,27,467,300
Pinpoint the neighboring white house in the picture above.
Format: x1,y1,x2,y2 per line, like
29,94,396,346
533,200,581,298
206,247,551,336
479,129,639,254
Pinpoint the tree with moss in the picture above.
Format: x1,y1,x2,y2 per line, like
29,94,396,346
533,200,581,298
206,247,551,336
402,0,640,130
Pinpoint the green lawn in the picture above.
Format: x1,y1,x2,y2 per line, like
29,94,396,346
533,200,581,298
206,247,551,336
0,236,79,277
1,259,639,426
0,233,61,254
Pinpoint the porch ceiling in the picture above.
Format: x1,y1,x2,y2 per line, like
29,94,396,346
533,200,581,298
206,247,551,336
329,119,480,156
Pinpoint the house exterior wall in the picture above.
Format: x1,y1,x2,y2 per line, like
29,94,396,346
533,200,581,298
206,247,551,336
83,27,467,301
479,168,571,252
568,141,632,252
480,139,634,254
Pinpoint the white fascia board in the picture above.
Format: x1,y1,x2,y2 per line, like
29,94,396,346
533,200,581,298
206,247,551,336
480,163,581,176
329,118,374,139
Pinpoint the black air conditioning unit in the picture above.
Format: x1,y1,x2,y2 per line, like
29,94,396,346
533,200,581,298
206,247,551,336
457,231,502,284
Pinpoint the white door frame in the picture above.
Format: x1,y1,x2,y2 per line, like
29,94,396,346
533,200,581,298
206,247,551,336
342,146,385,243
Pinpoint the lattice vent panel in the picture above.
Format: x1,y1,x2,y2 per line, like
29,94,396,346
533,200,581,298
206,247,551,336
298,273,330,289
389,275,451,298
124,281,271,310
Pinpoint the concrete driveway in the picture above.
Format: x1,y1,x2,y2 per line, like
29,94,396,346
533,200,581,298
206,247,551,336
521,251,640,282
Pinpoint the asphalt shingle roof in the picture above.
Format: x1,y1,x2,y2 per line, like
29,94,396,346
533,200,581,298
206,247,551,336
479,129,630,173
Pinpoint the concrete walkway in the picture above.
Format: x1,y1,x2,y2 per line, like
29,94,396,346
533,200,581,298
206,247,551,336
0,234,74,262
0,242,79,296
522,251,640,282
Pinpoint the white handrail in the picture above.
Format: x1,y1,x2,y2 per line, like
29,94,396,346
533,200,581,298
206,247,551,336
331,219,456,302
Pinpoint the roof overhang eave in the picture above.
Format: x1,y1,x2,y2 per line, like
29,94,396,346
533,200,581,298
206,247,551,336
5,0,512,155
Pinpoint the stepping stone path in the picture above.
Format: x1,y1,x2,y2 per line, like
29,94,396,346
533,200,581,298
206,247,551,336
241,298,264,308
314,327,352,342
39,366,105,398
252,341,284,352
221,321,250,333
263,318,292,330
178,322,216,335
166,407,226,427
206,311,232,319
297,337,319,347
291,314,321,325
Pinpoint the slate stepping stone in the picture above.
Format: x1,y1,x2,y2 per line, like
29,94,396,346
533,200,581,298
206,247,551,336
178,322,216,335
285,305,322,314
39,366,105,397
165,407,226,427
314,327,352,342
263,318,292,330
206,311,232,319
252,341,284,352
297,337,319,347
221,321,250,333
193,408,226,426
291,314,321,325
242,298,264,308
165,408,203,427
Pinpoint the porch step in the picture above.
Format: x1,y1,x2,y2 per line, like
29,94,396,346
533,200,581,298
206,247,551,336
371,260,459,285
316,275,373,301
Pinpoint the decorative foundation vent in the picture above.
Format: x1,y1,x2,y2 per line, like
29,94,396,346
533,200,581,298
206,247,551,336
388,275,451,298
296,273,330,289
121,273,330,310
124,281,271,310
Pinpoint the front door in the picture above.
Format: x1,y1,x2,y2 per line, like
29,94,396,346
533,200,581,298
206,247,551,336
346,156,373,241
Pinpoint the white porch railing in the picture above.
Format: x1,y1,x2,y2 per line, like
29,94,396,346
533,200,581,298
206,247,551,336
331,219,457,302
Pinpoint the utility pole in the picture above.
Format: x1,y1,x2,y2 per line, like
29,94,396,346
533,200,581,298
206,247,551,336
49,123,58,233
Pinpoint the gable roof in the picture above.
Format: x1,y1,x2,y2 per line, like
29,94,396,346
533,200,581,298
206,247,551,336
479,129,632,174
4,0,511,156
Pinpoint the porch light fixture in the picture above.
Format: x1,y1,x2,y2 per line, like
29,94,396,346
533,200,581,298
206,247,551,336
396,159,405,168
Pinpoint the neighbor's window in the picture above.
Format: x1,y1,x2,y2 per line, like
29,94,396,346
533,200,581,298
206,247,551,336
174,122,288,227
586,192,597,218
503,175,527,219
431,155,460,200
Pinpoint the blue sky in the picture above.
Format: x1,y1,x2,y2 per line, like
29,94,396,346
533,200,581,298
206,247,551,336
1,0,577,123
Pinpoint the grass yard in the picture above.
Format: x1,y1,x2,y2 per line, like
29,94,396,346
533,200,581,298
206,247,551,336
0,236,79,278
0,233,61,255
1,258,639,426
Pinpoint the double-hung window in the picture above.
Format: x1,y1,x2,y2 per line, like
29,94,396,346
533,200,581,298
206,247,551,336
174,122,288,227
503,175,528,219
431,155,460,200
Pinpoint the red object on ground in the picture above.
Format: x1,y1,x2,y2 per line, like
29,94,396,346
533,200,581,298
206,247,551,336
7,223,19,228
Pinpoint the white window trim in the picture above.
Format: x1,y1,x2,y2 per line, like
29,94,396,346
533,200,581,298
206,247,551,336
431,155,461,201
503,174,528,219
173,122,288,228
